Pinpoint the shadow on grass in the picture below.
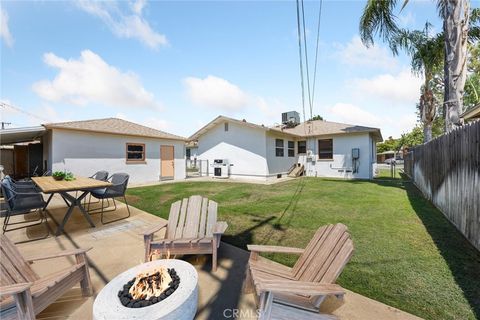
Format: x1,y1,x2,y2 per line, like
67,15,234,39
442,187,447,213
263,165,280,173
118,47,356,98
313,175,480,318
401,175,480,319
195,216,274,319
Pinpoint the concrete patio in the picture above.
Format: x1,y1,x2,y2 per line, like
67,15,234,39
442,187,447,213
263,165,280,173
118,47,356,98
3,195,422,320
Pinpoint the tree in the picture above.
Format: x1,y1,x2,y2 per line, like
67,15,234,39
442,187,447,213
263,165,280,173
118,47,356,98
397,126,424,148
309,115,324,121
377,136,400,153
359,0,472,132
464,41,480,110
390,24,444,142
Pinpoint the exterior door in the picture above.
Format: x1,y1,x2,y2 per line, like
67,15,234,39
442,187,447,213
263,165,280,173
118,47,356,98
13,145,29,179
160,145,175,179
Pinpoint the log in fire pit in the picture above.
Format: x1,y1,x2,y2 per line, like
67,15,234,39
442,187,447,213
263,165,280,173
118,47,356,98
118,266,180,308
93,259,198,320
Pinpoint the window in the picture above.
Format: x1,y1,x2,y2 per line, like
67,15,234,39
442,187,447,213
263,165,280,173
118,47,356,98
186,148,191,160
318,139,333,160
224,122,229,131
288,141,295,157
275,139,284,157
297,141,306,154
126,143,145,162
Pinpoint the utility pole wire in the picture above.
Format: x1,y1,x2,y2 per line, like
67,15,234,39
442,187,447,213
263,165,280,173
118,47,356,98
0,101,49,122
311,0,323,111
296,0,307,128
300,0,313,120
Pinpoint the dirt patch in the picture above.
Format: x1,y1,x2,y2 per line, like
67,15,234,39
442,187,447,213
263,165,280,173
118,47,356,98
125,194,141,205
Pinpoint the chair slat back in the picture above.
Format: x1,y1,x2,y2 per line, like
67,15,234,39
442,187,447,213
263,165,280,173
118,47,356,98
292,224,354,283
0,235,39,285
166,196,218,239
183,195,202,238
165,201,181,239
205,200,218,237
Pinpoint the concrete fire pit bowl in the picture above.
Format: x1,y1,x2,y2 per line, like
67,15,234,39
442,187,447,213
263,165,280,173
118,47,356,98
93,259,198,320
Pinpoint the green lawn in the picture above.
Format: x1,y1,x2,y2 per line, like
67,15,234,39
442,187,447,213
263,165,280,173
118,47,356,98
126,176,480,320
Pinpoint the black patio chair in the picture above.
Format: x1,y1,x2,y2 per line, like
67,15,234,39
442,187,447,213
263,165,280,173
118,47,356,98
86,173,131,224
0,180,49,243
3,175,39,193
81,171,109,205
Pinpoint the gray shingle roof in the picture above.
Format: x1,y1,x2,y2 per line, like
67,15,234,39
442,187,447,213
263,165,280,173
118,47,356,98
277,120,383,141
188,115,382,141
44,118,185,141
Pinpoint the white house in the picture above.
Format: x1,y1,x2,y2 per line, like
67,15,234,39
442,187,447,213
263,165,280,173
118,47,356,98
188,115,382,180
0,118,186,184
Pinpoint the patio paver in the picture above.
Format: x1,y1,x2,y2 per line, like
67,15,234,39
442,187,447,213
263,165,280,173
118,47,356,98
3,195,422,320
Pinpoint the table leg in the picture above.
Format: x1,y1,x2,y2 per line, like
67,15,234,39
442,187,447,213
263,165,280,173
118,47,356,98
55,202,75,236
55,191,96,236
76,191,95,227
43,194,54,210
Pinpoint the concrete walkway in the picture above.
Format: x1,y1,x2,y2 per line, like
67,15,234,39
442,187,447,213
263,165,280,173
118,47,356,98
4,195,422,320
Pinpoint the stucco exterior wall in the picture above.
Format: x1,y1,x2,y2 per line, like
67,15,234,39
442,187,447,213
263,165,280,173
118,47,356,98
265,132,298,176
50,129,185,184
196,121,268,180
299,133,374,179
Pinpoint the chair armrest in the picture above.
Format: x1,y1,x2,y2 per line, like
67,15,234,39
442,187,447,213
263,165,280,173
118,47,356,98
0,283,33,297
25,247,92,262
142,221,168,236
256,280,345,296
247,245,304,255
213,221,228,234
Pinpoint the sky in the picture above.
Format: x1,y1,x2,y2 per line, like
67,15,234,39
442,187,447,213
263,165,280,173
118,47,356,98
1,0,475,139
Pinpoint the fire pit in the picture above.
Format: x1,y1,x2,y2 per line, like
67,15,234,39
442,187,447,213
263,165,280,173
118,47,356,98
93,259,198,320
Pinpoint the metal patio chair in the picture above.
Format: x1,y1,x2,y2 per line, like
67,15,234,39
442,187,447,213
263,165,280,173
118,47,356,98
81,171,109,205
86,173,131,224
0,180,49,243
3,176,39,193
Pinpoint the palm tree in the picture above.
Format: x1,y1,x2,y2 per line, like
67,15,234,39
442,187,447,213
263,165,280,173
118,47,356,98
390,24,444,142
359,0,471,132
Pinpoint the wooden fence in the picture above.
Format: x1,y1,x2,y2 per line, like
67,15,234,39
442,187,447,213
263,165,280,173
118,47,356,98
404,121,480,251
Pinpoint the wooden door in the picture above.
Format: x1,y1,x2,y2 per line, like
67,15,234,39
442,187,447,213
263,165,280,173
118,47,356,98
14,145,29,178
161,145,175,179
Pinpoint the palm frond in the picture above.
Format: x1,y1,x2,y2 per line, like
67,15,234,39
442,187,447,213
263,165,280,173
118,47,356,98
359,0,400,47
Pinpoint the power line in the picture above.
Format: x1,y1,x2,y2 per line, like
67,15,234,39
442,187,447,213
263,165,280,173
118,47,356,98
0,102,49,123
295,0,324,122
311,0,323,111
295,0,307,128
300,0,312,120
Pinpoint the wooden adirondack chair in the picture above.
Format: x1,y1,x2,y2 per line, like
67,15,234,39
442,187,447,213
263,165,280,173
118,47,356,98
0,235,93,320
244,223,354,320
143,195,228,271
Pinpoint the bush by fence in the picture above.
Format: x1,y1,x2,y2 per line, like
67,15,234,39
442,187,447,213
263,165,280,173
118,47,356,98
404,121,480,251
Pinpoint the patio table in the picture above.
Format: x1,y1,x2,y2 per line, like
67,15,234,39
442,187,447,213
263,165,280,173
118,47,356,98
32,176,112,236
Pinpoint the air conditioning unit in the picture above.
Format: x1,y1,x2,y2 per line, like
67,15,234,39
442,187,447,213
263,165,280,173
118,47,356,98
282,111,300,127
212,159,230,178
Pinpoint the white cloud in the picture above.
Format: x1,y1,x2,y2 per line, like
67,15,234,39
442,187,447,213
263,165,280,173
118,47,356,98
116,112,170,131
336,36,398,70
76,0,167,49
142,117,169,131
328,102,418,138
0,100,69,127
398,12,415,28
348,69,423,105
329,103,383,128
0,8,14,47
184,75,249,111
32,50,160,109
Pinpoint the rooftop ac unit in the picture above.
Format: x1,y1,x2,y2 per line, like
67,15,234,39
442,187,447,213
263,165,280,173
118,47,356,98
282,111,300,126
